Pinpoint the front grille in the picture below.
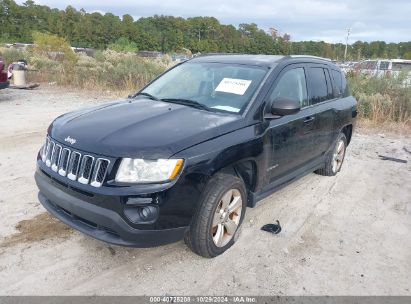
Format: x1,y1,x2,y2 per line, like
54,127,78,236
41,137,110,188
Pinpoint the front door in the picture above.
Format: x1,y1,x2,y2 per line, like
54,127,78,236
261,65,315,185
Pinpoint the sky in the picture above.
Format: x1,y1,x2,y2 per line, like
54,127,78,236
17,0,411,43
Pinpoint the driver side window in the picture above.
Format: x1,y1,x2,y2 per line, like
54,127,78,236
269,68,309,108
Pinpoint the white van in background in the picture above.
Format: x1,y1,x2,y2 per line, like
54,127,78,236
354,59,411,85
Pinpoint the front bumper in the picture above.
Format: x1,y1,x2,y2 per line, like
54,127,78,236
35,170,187,247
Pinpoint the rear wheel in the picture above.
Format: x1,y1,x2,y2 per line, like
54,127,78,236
316,132,347,176
184,173,246,258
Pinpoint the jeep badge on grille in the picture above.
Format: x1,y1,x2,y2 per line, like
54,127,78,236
64,136,76,145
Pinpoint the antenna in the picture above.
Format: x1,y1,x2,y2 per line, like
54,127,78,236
344,27,351,61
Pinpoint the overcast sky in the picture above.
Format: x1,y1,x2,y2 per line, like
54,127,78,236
18,0,411,43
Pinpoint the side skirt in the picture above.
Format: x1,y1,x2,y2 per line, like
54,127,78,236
247,156,325,208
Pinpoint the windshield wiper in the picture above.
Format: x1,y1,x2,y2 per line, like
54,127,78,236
161,98,212,111
135,92,160,101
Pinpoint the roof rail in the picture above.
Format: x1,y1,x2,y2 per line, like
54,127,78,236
193,52,245,57
288,55,332,61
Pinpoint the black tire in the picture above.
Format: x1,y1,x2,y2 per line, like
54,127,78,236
316,132,347,176
184,173,246,258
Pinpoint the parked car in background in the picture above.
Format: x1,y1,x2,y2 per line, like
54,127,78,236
35,54,357,257
0,57,10,90
354,59,411,85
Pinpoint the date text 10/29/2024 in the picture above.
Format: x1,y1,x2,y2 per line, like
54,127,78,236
149,296,257,303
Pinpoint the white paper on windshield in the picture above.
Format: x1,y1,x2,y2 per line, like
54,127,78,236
211,105,240,113
215,78,252,95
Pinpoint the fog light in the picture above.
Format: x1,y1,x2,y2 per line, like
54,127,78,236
124,205,158,224
140,206,151,219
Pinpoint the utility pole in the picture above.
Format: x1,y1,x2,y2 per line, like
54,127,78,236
344,28,351,62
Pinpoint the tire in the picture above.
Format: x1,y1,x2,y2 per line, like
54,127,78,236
315,132,347,176
184,173,246,258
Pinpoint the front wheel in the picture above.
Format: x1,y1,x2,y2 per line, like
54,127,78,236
184,173,246,258
316,132,347,176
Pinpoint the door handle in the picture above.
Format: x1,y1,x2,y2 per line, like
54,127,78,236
304,116,315,123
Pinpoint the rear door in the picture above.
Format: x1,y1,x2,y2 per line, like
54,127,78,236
305,64,336,158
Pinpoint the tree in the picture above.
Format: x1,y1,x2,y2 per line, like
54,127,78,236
0,0,409,59
108,37,138,53
32,31,77,63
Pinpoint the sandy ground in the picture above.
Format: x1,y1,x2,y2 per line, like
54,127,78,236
0,87,410,296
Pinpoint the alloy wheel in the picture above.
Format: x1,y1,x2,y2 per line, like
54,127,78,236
211,189,242,247
332,139,345,173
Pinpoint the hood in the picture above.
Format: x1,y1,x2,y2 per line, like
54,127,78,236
49,98,244,158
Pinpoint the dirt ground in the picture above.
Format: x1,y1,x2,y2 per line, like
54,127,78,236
0,87,410,296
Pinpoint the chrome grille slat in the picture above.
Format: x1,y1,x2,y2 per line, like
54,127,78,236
51,144,62,172
41,137,110,188
78,155,94,184
90,159,109,187
67,151,81,181
41,138,50,162
58,148,71,176
45,141,55,167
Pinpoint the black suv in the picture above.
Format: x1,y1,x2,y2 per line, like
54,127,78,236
35,55,357,257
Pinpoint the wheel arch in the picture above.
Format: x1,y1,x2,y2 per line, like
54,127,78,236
218,159,258,207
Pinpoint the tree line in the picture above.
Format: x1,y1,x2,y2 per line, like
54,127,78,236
1,0,411,60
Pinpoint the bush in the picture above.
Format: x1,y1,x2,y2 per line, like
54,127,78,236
32,31,77,64
19,48,171,93
348,74,411,126
0,48,27,65
107,37,138,53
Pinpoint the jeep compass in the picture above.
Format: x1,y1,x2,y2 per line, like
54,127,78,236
35,55,357,257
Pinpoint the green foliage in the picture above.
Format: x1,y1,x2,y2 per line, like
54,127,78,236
32,31,77,63
0,48,26,65
0,0,410,58
0,46,171,93
348,74,411,124
107,37,138,53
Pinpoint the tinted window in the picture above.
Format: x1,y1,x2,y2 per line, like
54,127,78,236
307,67,329,104
269,68,308,107
331,69,343,95
366,61,377,69
324,69,333,98
379,61,390,70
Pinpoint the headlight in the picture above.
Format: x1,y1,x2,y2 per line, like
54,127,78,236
115,158,184,183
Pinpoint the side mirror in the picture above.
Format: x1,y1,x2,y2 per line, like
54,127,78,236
270,97,301,116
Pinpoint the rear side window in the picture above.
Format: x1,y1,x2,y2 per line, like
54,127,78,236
307,67,330,104
331,69,349,97
331,70,343,95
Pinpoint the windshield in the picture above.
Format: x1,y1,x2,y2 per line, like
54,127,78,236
140,62,268,113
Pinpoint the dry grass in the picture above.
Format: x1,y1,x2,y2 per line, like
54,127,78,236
348,73,411,129
1,47,172,95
